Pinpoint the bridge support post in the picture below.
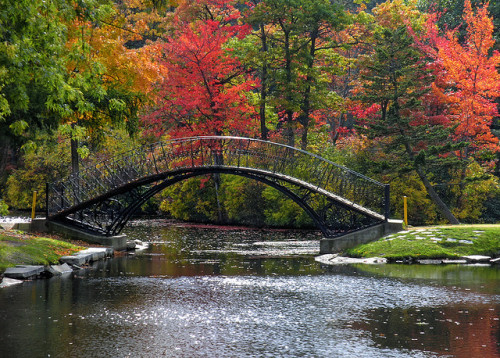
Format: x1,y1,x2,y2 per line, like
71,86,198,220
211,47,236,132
319,219,403,254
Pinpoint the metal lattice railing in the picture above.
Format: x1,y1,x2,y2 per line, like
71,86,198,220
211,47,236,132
47,136,389,233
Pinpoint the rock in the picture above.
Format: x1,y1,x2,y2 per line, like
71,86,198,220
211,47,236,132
490,257,500,265
134,240,148,250
458,240,473,245
461,255,491,263
315,254,387,265
442,259,468,264
0,277,24,288
126,241,136,250
60,247,114,266
59,254,91,266
45,263,73,276
78,248,108,261
0,223,15,231
4,265,45,279
417,259,442,265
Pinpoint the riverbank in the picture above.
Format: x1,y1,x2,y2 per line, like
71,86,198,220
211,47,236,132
1,223,499,274
0,229,86,273
344,224,500,262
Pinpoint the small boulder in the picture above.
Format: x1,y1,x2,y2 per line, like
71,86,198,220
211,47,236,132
442,259,467,264
45,263,73,276
462,255,491,263
490,257,500,265
0,277,24,288
417,259,442,265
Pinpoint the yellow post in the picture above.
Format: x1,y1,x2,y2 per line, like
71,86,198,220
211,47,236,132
31,191,37,220
403,196,408,226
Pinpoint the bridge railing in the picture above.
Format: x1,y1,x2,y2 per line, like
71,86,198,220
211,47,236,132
47,136,388,218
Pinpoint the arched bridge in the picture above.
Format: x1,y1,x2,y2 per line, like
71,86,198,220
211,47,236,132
47,136,390,238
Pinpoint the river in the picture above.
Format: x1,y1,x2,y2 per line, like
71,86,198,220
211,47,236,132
0,220,499,357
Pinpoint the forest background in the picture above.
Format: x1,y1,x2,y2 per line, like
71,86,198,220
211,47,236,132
0,0,499,229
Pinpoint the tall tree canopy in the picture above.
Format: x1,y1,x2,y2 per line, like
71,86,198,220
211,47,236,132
142,0,258,138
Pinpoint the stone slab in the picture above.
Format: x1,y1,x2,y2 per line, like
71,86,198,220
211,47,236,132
490,257,500,265
0,223,16,231
59,254,91,266
78,248,106,261
462,255,491,263
4,265,45,279
418,259,443,265
0,277,24,288
315,254,387,265
46,263,73,276
442,259,468,264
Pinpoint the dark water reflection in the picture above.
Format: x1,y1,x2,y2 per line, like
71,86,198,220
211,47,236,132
0,221,499,358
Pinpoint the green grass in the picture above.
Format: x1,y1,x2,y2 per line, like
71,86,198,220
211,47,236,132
0,232,84,272
345,225,500,260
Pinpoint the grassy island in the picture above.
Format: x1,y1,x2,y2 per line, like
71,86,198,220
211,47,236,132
345,225,500,261
0,231,84,273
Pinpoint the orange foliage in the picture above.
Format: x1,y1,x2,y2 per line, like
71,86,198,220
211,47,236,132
419,0,500,155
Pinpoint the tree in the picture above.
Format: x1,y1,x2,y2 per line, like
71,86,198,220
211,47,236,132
0,0,72,181
0,0,154,184
142,1,257,138
420,0,500,160
413,0,500,211
245,0,349,149
357,4,460,224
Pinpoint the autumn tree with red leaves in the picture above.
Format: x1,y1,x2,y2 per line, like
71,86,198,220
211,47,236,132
411,0,500,215
416,1,500,159
142,0,257,139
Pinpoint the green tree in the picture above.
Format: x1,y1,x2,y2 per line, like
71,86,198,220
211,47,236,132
246,0,349,149
0,0,148,189
357,24,460,224
0,0,72,179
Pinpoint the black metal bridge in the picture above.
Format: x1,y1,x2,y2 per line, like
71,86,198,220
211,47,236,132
47,136,390,238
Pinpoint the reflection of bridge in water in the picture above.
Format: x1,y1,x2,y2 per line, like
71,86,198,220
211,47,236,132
47,136,396,247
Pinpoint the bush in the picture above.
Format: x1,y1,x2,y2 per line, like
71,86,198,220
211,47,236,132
5,136,70,209
0,200,8,216
159,176,219,223
221,175,267,226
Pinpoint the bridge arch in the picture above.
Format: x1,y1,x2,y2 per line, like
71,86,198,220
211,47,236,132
47,136,390,237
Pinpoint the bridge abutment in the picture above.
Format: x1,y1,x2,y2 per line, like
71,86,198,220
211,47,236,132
13,218,128,251
320,219,403,254
46,221,128,250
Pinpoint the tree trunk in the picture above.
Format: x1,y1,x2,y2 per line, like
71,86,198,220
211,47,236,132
0,135,11,182
415,166,460,224
71,137,80,176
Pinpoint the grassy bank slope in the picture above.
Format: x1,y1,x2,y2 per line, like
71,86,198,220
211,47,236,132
0,231,84,272
346,225,500,260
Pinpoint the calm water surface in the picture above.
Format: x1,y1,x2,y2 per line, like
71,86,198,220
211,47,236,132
0,221,499,358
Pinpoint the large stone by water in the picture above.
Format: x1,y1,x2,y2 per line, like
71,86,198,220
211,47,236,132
78,247,111,261
462,255,491,263
490,257,500,265
60,247,114,266
3,265,45,279
0,277,24,288
315,254,387,265
45,263,73,276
